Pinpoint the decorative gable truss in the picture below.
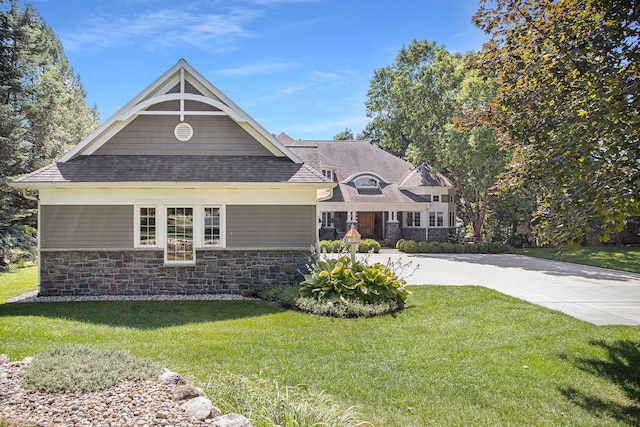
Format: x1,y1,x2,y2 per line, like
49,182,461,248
61,59,300,163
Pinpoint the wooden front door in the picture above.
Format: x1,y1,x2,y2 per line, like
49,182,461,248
358,212,376,238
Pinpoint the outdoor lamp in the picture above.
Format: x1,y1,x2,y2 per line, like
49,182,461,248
343,225,361,263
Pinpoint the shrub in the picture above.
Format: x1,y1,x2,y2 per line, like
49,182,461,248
404,240,418,254
360,238,380,253
296,297,399,318
476,243,489,254
329,240,345,253
426,242,442,253
396,239,407,250
463,243,479,254
417,241,429,253
24,345,161,393
319,240,332,253
506,233,533,248
254,284,301,309
299,256,411,306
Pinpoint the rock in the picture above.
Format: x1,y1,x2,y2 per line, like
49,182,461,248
180,396,219,421
22,356,33,365
158,369,186,385
211,413,252,427
173,384,204,401
0,354,9,364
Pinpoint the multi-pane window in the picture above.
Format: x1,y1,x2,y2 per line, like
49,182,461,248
203,207,221,246
429,212,436,227
355,176,378,188
321,212,332,227
322,169,334,181
406,212,421,227
139,207,157,246
437,212,444,227
432,195,440,202
166,207,194,263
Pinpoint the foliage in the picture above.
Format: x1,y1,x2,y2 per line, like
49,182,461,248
0,1,99,227
473,0,640,247
204,372,368,427
254,284,300,310
0,226,37,271
299,255,411,306
296,297,398,318
396,240,511,254
364,39,509,239
333,127,354,141
319,239,380,253
24,344,161,393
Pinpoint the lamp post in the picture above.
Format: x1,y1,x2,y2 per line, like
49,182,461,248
343,225,361,264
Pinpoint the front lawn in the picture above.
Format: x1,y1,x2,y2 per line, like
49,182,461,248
518,246,640,274
0,269,638,426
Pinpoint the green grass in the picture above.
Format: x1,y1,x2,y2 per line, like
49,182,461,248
0,266,37,303
518,246,640,274
0,269,638,426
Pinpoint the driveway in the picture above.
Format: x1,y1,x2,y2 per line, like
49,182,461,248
367,250,640,326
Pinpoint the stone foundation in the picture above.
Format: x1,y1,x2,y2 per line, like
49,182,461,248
401,228,426,241
39,249,311,296
428,228,451,242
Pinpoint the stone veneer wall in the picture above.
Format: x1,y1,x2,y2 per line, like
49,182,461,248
401,228,426,241
428,228,451,242
39,249,311,296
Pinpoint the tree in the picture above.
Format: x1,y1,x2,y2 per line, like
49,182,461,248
363,40,509,239
0,0,99,226
333,127,354,140
473,0,639,247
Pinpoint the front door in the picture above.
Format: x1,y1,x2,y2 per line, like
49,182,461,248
358,212,375,238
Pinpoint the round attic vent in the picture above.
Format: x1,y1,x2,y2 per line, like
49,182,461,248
174,122,193,142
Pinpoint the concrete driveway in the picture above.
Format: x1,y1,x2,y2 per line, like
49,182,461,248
367,250,640,326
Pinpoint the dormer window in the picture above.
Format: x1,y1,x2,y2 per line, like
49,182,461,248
355,176,379,189
322,169,334,181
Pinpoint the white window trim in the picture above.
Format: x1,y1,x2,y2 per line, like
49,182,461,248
355,176,380,189
202,205,225,248
135,205,160,248
405,211,422,228
164,205,196,266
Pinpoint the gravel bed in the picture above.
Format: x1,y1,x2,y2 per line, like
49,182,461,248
6,291,257,304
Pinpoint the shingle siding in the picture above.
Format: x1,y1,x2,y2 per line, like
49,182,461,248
94,115,273,157
41,205,134,249
226,205,316,248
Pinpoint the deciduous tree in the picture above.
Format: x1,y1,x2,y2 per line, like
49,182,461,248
473,0,639,246
363,40,509,239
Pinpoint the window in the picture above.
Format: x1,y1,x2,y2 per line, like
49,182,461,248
406,212,421,227
203,207,221,246
432,195,440,202
437,212,444,227
322,169,334,181
355,176,378,188
166,207,194,263
429,212,436,227
449,212,456,227
139,207,157,246
321,212,333,227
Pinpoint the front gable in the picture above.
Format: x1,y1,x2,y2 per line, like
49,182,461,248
60,59,300,163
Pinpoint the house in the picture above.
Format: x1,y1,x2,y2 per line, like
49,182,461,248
278,134,456,243
10,60,334,296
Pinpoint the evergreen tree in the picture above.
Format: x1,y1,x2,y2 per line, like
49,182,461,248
0,0,98,226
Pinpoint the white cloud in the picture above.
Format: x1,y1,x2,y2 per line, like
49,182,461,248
60,6,257,53
213,61,299,76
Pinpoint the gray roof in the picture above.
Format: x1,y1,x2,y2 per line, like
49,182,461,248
280,136,453,204
13,155,328,185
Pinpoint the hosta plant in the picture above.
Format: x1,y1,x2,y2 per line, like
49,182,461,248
299,256,411,307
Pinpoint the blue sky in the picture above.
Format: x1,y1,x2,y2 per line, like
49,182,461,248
29,0,488,140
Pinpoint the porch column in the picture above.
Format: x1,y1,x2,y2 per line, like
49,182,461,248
386,210,400,246
346,210,358,230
